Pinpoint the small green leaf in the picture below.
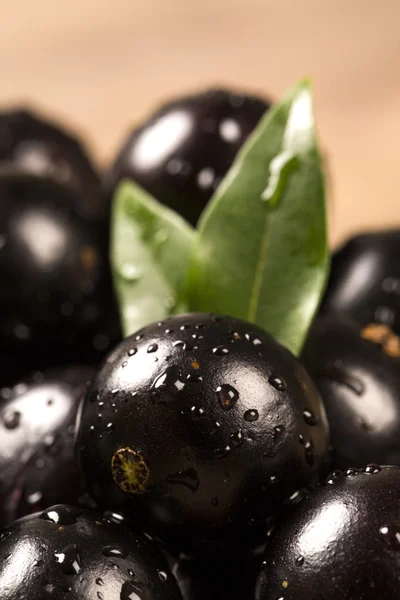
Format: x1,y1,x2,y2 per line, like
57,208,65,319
111,180,195,336
187,80,329,355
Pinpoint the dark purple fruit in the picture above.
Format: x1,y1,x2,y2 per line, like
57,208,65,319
0,108,102,219
106,88,270,225
0,504,182,600
0,366,94,528
0,172,120,364
302,315,400,468
256,465,400,600
322,230,400,334
77,313,329,554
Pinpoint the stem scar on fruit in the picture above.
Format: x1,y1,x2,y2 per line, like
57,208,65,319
111,447,149,494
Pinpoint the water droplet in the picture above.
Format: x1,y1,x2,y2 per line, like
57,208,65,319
211,497,219,507
269,475,279,485
211,421,221,434
216,384,239,410
173,340,193,351
298,434,305,445
379,525,400,551
119,264,142,282
274,425,285,440
303,409,318,426
27,491,43,505
97,593,104,600
296,555,305,565
152,366,185,400
244,333,263,346
230,428,244,448
215,445,231,459
128,348,137,357
244,409,259,422
120,581,142,600
268,375,287,391
180,324,190,330
345,468,359,477
102,546,127,558
135,334,143,341
127,569,135,577
96,578,104,586
41,506,81,525
364,464,382,474
262,150,298,208
190,406,205,419
106,422,114,432
147,343,158,353
304,440,314,466
158,571,168,583
54,544,81,575
3,410,21,429
167,468,199,492
213,346,229,355
122,361,128,368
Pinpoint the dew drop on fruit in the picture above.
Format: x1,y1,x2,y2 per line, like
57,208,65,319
166,467,199,492
244,409,259,422
230,428,244,447
213,346,229,355
54,544,82,575
379,525,400,551
147,343,158,353
364,464,382,474
97,592,104,600
303,409,318,426
128,348,137,357
216,384,239,410
120,581,143,600
41,506,81,525
102,546,128,558
3,410,21,429
274,425,285,440
268,375,287,391
96,578,104,586
296,555,305,565
158,570,168,582
190,405,205,420
151,366,185,399
304,440,315,466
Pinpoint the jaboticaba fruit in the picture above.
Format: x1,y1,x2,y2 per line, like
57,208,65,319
105,88,270,225
303,315,400,468
321,230,400,334
77,313,329,554
0,365,94,529
0,505,182,600
0,107,102,219
0,172,120,364
256,465,400,600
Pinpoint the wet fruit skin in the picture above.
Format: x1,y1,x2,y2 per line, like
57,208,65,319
321,230,400,334
105,88,270,225
0,108,102,219
256,465,400,600
0,504,182,600
77,313,329,555
0,366,94,529
302,315,400,469
0,172,121,365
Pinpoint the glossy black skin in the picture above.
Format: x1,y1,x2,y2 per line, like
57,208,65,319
0,173,121,365
77,313,329,555
0,108,102,219
0,504,182,600
322,230,400,334
0,366,94,529
172,546,264,600
257,465,400,600
106,88,270,225
302,315,400,468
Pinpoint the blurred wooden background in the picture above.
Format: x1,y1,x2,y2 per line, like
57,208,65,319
1,0,400,246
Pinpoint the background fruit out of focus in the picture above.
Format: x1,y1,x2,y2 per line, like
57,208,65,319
1,0,399,247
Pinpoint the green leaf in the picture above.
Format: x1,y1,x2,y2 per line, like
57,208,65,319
111,180,195,337
187,80,329,355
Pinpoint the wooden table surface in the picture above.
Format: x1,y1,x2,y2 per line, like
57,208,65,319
1,0,400,246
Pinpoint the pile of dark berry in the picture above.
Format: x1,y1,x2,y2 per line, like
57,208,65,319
0,87,399,600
